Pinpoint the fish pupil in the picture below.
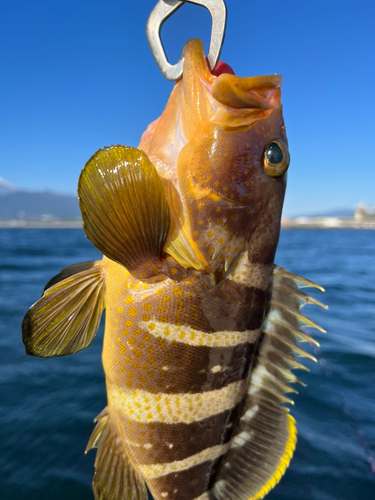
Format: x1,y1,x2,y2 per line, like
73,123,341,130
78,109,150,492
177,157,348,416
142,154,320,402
266,142,283,164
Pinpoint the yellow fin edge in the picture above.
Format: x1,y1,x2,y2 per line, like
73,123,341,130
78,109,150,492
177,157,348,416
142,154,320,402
249,414,297,500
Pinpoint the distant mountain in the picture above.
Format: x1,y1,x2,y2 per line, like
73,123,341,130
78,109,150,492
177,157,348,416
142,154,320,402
290,208,354,219
0,177,18,196
0,190,81,221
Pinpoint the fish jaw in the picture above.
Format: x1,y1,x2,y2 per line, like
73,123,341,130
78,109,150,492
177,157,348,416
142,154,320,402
140,39,288,274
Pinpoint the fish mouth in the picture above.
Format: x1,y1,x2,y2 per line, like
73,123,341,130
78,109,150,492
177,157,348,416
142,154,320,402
183,39,282,115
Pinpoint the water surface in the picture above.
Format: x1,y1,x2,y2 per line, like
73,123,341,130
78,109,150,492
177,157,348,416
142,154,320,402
1,229,374,499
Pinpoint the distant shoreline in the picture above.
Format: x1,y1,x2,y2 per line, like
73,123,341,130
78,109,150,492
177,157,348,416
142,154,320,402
1,219,375,229
0,220,83,228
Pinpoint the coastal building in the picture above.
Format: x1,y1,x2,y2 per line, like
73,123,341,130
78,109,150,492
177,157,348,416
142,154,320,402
354,204,375,222
282,204,375,229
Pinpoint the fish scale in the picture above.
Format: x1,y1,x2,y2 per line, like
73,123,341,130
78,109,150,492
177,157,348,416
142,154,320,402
22,39,326,500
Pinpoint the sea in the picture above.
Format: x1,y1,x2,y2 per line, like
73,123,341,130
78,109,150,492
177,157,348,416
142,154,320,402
1,228,374,500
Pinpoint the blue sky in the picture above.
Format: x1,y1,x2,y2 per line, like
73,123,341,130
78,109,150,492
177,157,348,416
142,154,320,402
1,0,374,216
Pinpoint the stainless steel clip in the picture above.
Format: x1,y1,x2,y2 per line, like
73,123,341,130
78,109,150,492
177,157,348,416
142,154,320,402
146,0,227,81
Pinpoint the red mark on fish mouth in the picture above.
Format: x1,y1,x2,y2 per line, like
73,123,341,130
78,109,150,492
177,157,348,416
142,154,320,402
211,61,235,77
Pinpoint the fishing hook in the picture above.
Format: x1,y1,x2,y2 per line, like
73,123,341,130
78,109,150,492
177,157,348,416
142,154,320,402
146,0,227,81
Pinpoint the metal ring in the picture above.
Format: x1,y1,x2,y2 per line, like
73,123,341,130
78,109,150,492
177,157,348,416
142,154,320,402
146,0,227,81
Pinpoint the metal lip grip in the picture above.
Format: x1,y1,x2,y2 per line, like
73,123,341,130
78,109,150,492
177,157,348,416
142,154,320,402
146,0,227,81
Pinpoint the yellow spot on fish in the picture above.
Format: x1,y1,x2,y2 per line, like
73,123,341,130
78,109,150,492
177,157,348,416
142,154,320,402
198,202,204,210
142,284,148,290
120,344,127,355
143,314,151,321
125,282,133,290
149,323,155,331
170,267,178,275
218,237,223,244
162,296,170,303
173,287,183,296
198,220,204,225
134,328,141,336
158,305,166,312
122,329,129,336
128,338,135,345
118,307,124,314
129,307,137,317
193,230,199,236
125,296,134,304
207,231,213,238
144,303,152,311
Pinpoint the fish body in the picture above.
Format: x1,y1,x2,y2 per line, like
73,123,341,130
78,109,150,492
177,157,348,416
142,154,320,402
22,39,325,500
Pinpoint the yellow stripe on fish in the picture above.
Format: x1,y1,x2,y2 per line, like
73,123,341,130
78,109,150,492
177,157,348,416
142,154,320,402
111,380,247,424
139,320,260,347
138,442,231,479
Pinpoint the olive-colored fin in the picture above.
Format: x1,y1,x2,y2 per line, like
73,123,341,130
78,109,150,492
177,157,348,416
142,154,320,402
78,145,170,277
213,267,325,500
22,261,105,357
86,407,148,500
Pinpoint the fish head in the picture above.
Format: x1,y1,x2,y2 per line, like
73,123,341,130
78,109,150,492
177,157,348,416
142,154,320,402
140,39,289,272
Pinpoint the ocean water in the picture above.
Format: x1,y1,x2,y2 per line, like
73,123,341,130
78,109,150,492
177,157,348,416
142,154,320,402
1,228,374,500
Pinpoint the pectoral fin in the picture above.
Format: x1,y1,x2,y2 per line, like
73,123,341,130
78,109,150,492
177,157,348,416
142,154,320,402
86,407,148,500
78,145,170,278
22,261,105,357
213,266,326,500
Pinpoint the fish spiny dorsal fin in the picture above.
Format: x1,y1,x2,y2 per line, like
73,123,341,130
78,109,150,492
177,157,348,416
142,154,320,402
22,261,105,357
213,266,326,500
86,407,148,500
78,145,171,280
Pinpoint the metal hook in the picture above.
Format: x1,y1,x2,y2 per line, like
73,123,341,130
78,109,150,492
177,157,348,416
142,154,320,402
146,0,227,81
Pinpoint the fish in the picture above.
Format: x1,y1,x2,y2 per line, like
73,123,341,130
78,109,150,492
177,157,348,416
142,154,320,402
22,39,327,500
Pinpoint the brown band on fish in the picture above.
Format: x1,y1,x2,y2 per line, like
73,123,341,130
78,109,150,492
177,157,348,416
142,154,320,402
147,456,223,500
119,403,243,465
114,329,257,393
200,279,268,331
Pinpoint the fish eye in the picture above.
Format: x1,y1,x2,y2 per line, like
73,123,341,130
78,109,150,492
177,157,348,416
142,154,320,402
264,140,290,177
